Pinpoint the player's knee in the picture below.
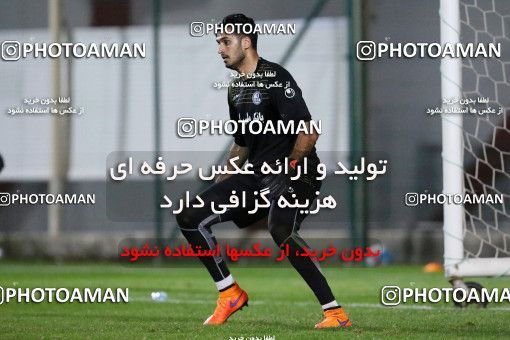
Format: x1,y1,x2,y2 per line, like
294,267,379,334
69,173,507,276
268,221,292,246
175,207,198,230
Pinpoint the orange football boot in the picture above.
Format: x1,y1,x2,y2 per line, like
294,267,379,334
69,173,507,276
314,307,352,329
203,283,249,325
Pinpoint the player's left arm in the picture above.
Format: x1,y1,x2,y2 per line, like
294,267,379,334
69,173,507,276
269,67,317,162
262,68,319,197
289,125,319,161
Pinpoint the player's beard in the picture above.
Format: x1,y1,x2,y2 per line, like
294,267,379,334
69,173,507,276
225,50,246,71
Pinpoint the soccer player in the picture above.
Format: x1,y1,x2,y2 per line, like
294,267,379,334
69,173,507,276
176,14,351,329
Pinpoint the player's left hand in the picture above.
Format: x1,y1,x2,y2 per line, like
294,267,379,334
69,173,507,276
260,158,299,200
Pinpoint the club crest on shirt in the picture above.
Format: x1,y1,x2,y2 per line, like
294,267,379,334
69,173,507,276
252,91,262,105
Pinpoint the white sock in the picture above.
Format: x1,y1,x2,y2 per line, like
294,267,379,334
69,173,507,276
215,274,235,291
322,300,339,310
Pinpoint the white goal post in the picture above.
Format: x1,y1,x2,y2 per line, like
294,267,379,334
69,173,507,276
441,0,510,278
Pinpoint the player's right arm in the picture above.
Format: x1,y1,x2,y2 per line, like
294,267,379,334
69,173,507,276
215,141,249,183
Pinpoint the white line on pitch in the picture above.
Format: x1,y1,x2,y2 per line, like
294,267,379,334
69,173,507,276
129,297,510,311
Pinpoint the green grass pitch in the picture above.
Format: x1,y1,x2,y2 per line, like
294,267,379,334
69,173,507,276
1,262,509,339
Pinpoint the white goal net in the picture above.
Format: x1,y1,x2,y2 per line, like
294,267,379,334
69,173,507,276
442,0,510,278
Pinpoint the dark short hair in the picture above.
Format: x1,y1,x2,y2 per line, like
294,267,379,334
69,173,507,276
221,13,258,50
